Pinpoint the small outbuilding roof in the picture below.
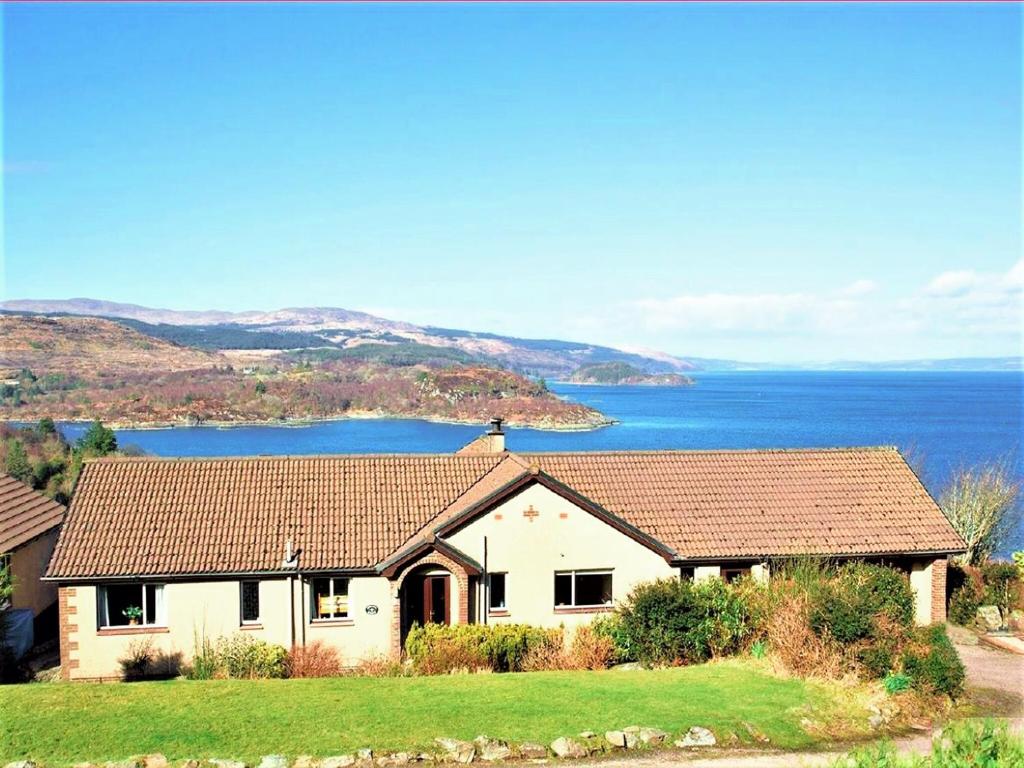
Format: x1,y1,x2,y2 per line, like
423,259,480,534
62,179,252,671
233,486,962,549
45,445,965,580
0,473,66,554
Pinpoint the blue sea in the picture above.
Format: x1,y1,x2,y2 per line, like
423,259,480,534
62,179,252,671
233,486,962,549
51,371,1023,554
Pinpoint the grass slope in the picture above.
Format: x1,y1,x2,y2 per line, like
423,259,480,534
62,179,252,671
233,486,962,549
0,662,860,764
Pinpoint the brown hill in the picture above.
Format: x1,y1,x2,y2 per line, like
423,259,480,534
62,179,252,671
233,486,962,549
0,314,224,376
0,314,610,430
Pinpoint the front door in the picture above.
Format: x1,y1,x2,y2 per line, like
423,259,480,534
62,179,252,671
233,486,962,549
422,574,450,625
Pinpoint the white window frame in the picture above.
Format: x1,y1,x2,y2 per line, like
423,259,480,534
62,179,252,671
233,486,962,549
97,583,166,629
240,580,261,625
311,576,351,621
554,569,613,608
487,572,508,612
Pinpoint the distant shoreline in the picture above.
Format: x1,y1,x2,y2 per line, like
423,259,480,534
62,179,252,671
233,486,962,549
31,410,618,433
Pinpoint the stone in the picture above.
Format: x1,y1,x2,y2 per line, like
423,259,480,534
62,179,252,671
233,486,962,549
258,757,288,768
434,739,475,764
478,743,512,763
322,757,357,768
417,756,435,764
741,723,770,744
549,738,587,760
577,732,596,740
209,762,245,768
357,752,374,763
376,754,413,767
517,745,547,761
181,762,201,768
5,761,36,768
638,728,668,746
72,764,96,768
868,714,885,731
141,757,169,768
604,731,626,750
107,762,142,768
293,759,319,768
977,605,1003,632
675,727,716,748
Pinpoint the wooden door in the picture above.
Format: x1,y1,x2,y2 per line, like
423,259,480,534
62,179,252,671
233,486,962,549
422,574,451,625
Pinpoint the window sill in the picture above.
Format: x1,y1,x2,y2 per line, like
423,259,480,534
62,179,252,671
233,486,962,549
488,609,510,617
239,623,264,631
553,606,613,615
98,626,170,636
309,619,354,627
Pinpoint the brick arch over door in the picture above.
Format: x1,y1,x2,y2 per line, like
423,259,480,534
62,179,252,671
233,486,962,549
389,549,472,657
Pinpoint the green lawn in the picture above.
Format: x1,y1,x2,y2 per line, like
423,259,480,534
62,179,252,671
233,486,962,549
0,661,865,764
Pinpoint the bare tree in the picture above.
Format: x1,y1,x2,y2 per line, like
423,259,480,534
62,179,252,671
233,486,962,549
941,459,1021,566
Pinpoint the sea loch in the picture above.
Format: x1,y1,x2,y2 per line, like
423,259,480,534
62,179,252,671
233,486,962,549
54,371,1023,552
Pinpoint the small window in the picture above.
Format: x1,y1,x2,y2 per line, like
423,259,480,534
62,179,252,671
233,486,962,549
98,583,165,628
722,567,749,584
488,573,507,611
312,576,349,621
240,581,260,624
679,567,695,582
554,570,612,608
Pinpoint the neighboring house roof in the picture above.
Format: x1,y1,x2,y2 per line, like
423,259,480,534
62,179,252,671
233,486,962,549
45,446,965,580
0,473,66,554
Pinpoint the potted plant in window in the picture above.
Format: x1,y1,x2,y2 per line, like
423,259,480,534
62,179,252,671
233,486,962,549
122,605,143,626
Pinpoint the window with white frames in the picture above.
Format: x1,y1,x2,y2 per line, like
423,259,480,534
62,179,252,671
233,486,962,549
240,580,260,624
487,573,507,611
97,583,165,628
554,570,612,608
311,576,350,620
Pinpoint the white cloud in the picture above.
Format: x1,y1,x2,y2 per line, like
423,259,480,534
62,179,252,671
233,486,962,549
839,279,878,297
924,270,978,298
609,261,1022,358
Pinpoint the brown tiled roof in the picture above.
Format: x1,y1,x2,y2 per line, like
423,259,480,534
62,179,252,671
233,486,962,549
46,447,964,579
0,473,65,553
523,448,965,558
47,455,504,578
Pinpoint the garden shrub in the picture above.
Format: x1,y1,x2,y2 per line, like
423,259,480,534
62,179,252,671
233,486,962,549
882,671,911,695
809,562,914,644
981,561,1021,616
404,622,554,674
616,577,758,666
185,632,287,679
834,720,1024,768
591,613,632,663
901,625,965,698
286,640,343,678
931,718,1024,767
948,580,983,626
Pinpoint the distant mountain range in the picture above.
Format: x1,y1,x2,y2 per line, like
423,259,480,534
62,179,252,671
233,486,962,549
2,298,1020,373
1,298,694,378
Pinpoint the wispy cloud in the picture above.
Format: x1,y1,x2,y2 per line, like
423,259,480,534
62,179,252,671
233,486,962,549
601,261,1023,357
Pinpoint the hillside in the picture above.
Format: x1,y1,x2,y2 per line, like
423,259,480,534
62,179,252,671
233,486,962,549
567,362,695,386
0,298,695,377
0,314,610,430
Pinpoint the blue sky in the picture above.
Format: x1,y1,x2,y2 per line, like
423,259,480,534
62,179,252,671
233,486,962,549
2,3,1020,362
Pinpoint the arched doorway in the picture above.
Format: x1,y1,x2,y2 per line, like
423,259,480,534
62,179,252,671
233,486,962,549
399,565,451,645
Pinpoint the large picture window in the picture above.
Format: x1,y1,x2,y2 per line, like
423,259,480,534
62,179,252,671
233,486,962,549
98,583,165,628
554,570,612,608
311,576,350,620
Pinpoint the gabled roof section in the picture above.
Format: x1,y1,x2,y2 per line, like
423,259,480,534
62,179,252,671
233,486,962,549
0,473,65,553
428,459,679,563
46,454,504,579
377,537,482,579
521,447,965,559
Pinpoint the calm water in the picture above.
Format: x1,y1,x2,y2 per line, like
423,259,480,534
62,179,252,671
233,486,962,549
52,372,1023,553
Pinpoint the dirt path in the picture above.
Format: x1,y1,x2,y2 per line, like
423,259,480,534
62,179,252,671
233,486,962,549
591,628,1024,768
